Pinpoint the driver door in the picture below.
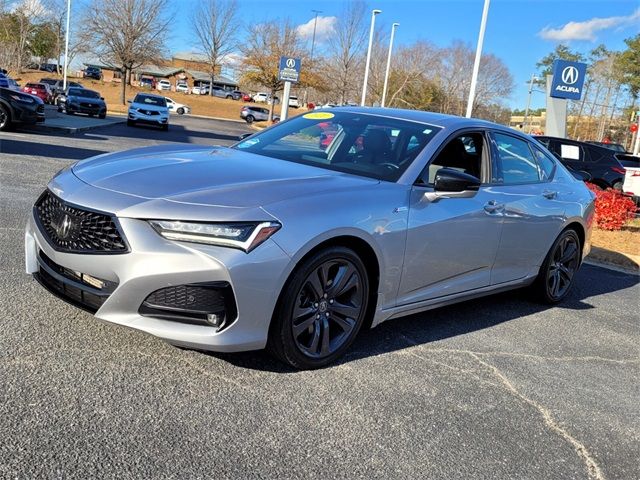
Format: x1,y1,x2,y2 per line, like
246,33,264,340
397,131,504,305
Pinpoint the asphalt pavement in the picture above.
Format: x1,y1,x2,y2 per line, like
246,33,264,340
0,116,638,479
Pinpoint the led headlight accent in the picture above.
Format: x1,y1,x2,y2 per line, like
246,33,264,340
149,220,281,252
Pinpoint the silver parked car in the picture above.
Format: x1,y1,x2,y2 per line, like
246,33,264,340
25,109,595,369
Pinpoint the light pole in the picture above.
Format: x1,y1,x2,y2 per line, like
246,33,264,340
381,22,399,108
522,74,537,133
465,0,490,118
303,9,321,108
62,0,71,90
361,9,381,107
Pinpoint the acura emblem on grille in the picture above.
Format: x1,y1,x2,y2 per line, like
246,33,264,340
52,213,73,240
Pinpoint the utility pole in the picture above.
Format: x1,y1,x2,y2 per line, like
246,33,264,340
466,0,490,118
522,74,536,133
381,22,399,108
303,10,321,108
361,9,381,107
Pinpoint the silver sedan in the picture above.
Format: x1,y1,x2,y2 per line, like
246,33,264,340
25,108,595,369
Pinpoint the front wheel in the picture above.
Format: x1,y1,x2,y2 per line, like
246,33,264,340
532,229,581,304
177,107,184,115
0,104,11,131
268,247,370,369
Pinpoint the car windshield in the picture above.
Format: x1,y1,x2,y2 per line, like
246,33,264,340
233,111,441,182
69,89,99,98
134,94,166,107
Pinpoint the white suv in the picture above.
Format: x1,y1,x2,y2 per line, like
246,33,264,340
156,79,171,91
127,93,170,130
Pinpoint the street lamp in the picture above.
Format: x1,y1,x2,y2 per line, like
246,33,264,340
360,9,381,107
381,22,399,108
62,0,71,90
522,74,538,133
465,0,490,118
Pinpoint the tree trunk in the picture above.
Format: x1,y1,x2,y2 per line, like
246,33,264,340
120,68,127,105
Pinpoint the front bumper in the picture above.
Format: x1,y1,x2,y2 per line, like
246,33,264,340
25,209,292,352
128,110,168,125
67,103,106,115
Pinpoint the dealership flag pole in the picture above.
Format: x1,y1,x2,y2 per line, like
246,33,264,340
361,9,382,107
62,0,71,90
465,0,490,118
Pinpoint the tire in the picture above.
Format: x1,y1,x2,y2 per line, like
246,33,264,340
98,113,106,119
245,115,254,124
531,229,581,304
226,95,233,100
0,104,11,131
57,106,62,113
612,181,623,191
161,124,169,131
177,107,184,115
88,113,94,117
66,110,74,115
127,119,135,127
268,246,370,369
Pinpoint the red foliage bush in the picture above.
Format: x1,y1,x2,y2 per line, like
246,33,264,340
585,183,637,230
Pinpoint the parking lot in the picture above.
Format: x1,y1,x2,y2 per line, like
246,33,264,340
1,117,638,479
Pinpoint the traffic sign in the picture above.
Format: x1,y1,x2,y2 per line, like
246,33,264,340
278,56,301,83
550,60,587,100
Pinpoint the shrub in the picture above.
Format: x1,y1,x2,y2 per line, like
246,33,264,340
585,183,637,230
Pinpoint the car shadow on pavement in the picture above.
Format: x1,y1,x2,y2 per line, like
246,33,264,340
213,264,639,372
0,139,107,161
98,122,247,143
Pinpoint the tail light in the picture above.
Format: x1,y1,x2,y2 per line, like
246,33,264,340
631,171,640,177
610,166,626,175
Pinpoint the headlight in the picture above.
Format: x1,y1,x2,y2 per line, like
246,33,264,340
149,220,281,252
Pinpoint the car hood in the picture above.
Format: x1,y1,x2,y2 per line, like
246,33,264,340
71,145,378,209
71,95,105,104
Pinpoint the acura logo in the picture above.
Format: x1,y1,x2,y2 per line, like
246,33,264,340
52,213,73,240
286,58,296,68
561,66,579,85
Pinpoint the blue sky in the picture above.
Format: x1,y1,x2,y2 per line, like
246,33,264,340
171,0,640,109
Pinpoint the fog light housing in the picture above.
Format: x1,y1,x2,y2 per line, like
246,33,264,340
139,282,237,331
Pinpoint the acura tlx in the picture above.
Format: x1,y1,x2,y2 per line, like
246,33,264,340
25,108,594,369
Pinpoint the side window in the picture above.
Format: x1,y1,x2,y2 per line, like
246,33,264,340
533,148,556,181
493,133,540,184
424,132,484,184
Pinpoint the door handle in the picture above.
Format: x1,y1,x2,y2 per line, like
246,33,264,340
542,190,558,199
483,200,504,214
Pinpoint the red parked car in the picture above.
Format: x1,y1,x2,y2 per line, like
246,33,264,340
242,93,251,102
22,83,52,104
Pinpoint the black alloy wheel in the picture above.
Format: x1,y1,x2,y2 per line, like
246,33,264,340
245,115,254,124
177,107,184,115
0,104,10,131
269,247,370,369
534,229,581,304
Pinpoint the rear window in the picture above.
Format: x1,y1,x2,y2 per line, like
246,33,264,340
26,83,44,89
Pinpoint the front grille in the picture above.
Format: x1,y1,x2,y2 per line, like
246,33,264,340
34,190,128,254
80,102,97,108
34,252,115,313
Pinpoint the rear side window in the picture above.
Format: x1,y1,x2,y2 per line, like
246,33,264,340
533,149,556,181
492,133,540,184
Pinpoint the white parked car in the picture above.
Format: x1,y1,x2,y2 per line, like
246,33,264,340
164,97,190,115
175,82,189,93
127,93,169,130
252,92,268,103
288,96,299,108
623,165,640,203
156,79,171,91
192,85,210,95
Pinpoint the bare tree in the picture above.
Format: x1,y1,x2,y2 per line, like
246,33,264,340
191,0,239,96
82,0,171,104
240,20,307,121
324,0,367,104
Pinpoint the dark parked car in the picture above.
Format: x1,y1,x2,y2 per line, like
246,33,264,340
40,78,83,98
0,87,45,130
535,136,637,190
39,63,57,73
57,87,107,118
83,66,103,80
585,141,628,153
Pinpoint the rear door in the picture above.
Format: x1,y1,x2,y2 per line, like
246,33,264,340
487,132,566,284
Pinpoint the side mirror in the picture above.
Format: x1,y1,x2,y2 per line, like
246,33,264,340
127,100,132,104
100,97,104,100
238,133,252,140
434,168,481,192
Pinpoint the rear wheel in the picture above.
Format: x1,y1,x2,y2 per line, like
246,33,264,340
0,104,11,131
268,247,369,369
245,115,254,124
532,229,581,304
612,181,623,191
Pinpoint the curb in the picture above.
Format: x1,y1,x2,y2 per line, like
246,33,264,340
584,258,640,275
30,118,127,135
586,247,639,275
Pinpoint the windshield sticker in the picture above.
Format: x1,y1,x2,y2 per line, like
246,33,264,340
237,138,260,148
302,112,335,120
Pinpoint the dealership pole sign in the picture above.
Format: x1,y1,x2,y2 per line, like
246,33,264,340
550,60,587,101
278,57,301,83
